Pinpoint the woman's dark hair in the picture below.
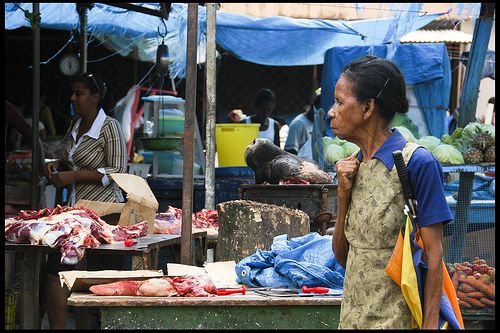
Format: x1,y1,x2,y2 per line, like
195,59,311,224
73,73,107,105
72,72,115,116
341,55,408,123
253,88,275,107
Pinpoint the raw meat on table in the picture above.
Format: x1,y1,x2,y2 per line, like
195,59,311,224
89,278,177,297
89,275,217,297
4,205,148,265
154,206,219,238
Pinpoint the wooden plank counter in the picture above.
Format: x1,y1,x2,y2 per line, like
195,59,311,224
4,232,207,329
68,292,342,329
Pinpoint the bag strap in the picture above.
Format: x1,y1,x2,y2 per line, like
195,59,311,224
398,142,422,233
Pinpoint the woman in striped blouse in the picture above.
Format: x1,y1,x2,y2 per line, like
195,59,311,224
43,73,127,329
45,73,126,205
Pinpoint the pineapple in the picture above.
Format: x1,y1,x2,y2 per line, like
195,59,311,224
472,132,494,151
463,147,483,164
484,146,495,163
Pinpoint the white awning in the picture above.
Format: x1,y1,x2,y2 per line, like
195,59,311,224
400,29,473,44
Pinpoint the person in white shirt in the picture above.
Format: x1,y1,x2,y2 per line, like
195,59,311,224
241,88,280,146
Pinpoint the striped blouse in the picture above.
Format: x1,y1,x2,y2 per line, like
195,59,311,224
61,109,127,205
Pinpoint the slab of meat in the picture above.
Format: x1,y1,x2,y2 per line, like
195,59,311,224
5,205,148,265
89,278,178,297
89,275,216,297
244,138,332,184
154,206,218,238
168,275,217,297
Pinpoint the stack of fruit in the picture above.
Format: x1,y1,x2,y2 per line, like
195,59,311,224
447,258,495,311
442,122,495,164
463,131,495,164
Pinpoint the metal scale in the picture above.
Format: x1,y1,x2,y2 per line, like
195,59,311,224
140,95,205,178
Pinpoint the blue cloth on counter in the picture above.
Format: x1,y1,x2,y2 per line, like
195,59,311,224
444,174,495,200
235,233,345,292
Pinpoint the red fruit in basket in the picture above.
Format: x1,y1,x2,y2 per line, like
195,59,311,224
461,267,473,276
473,272,482,280
471,264,479,272
472,258,487,265
480,274,492,284
478,264,490,275
462,261,472,267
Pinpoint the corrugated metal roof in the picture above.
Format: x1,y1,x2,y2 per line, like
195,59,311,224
400,29,472,44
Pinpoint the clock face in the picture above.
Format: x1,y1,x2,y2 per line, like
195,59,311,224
59,54,80,76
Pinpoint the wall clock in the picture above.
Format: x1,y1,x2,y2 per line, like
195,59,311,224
59,53,80,77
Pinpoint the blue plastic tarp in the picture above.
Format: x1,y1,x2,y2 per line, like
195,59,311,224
321,43,451,137
5,3,446,78
235,233,345,292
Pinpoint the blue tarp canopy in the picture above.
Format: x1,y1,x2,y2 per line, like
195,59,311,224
321,43,452,138
5,3,447,78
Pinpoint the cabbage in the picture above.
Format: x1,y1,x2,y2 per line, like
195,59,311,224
391,113,420,139
416,136,441,152
325,144,346,166
431,144,465,165
441,134,455,145
480,123,495,139
341,141,360,156
451,127,463,140
394,126,417,142
322,136,336,147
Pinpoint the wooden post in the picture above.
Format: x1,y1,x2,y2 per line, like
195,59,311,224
457,3,494,127
181,3,198,265
30,3,41,210
205,3,217,210
216,200,310,262
77,4,88,73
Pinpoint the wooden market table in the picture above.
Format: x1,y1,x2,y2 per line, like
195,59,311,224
4,232,207,329
67,292,342,329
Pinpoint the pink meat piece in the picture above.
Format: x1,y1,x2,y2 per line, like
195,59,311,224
59,221,101,265
89,278,177,297
4,205,149,265
110,221,149,241
89,275,216,297
5,220,58,244
153,206,219,235
42,220,76,248
153,206,182,234
89,280,143,296
137,278,178,296
167,275,217,297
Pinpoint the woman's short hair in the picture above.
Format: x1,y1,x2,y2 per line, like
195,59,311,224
254,88,275,107
341,55,409,122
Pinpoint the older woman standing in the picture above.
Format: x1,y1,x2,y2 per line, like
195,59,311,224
329,56,452,329
44,73,127,328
